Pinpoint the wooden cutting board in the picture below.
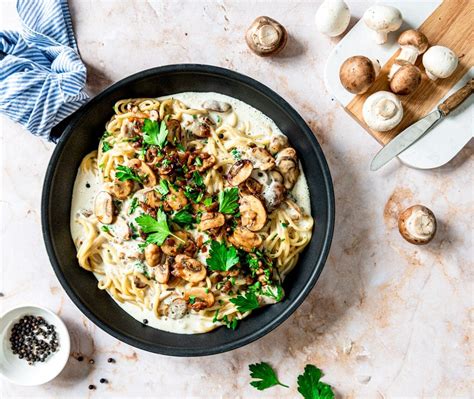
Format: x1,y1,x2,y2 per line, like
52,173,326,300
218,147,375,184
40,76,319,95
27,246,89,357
324,0,474,169
347,0,474,145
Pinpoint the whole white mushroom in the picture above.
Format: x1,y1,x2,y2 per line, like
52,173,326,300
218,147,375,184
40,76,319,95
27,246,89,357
422,45,458,80
362,91,403,132
315,0,351,37
363,5,403,44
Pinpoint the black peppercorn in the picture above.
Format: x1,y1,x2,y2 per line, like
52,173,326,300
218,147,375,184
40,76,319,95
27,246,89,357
107,357,115,363
100,378,108,384
88,384,96,390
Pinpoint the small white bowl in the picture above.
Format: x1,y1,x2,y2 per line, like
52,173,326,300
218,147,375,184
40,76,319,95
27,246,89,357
0,305,70,386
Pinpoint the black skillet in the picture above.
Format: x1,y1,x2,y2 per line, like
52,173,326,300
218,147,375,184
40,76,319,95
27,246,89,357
41,64,335,356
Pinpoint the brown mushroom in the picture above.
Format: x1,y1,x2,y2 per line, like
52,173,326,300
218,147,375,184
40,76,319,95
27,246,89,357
240,177,263,195
275,147,300,190
240,194,267,231
168,298,188,319
398,205,437,245
390,64,421,95
152,258,170,284
262,170,286,210
245,16,288,57
144,243,161,267
174,254,207,283
133,276,148,289
202,100,231,113
166,185,188,211
165,118,182,143
196,153,217,172
94,191,114,224
198,212,225,231
127,159,157,187
247,147,275,171
268,135,288,154
112,217,131,240
110,179,133,200
228,226,262,252
228,160,253,186
189,116,214,138
161,231,194,256
339,56,381,94
184,287,215,309
145,190,161,208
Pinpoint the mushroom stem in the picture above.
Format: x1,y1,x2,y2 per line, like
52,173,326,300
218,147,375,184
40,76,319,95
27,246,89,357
373,30,388,45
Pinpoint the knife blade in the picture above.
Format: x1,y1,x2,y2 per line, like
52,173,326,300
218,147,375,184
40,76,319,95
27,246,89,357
370,110,442,171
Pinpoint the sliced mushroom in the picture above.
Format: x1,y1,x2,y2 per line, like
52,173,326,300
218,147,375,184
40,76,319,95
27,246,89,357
202,100,231,113
174,254,207,283
184,287,215,310
240,177,263,196
198,212,225,231
196,153,217,172
94,191,114,224
161,231,196,257
228,226,262,252
110,179,133,200
189,116,214,138
127,158,157,187
246,147,275,171
166,118,182,143
262,170,286,210
133,275,148,289
228,160,253,186
276,147,300,190
268,135,288,154
113,217,131,240
166,185,188,211
151,258,170,284
240,195,267,231
168,298,188,319
145,190,161,208
144,243,161,267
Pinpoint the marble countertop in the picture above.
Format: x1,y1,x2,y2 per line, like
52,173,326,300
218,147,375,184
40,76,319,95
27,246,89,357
1,1,472,398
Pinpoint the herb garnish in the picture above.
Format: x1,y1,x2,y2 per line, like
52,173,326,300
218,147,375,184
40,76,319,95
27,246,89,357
172,208,195,227
192,171,204,187
128,197,139,215
116,165,142,183
262,285,284,301
297,365,334,399
135,210,183,246
142,118,168,149
156,179,169,196
218,187,239,214
231,148,241,160
102,141,112,152
203,197,213,207
229,291,260,313
206,240,239,271
249,362,289,391
194,156,203,167
101,225,111,233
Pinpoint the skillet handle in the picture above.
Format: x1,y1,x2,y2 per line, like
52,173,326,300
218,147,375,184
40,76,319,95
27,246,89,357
49,107,84,143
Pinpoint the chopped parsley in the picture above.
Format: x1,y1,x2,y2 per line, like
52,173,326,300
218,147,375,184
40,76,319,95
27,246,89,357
231,148,241,160
128,197,139,215
281,222,289,228
192,171,204,187
262,285,284,301
297,365,335,399
135,262,150,279
203,197,213,207
135,210,182,246
102,141,112,152
184,186,204,203
194,156,203,167
116,165,142,183
229,291,260,313
249,362,289,391
218,187,239,214
101,225,111,233
176,143,186,152
142,118,168,148
156,179,169,196
172,208,195,227
206,240,239,271
188,295,196,305
212,310,238,330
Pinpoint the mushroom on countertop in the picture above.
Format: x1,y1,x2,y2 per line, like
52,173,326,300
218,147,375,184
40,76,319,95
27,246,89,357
362,91,403,132
390,64,422,95
339,56,381,94
314,0,351,37
94,191,114,224
245,16,288,56
398,205,437,244
363,5,402,44
422,45,458,81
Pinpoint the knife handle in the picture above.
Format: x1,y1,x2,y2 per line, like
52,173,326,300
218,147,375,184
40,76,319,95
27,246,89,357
438,78,474,116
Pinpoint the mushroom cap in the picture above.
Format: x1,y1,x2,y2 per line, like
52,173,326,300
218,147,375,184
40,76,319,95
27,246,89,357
422,45,458,79
245,16,288,56
390,64,421,95
362,91,403,132
398,205,437,245
339,56,380,94
398,29,429,54
315,0,351,37
363,5,402,32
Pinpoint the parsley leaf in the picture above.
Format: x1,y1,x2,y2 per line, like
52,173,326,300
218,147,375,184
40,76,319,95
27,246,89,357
231,148,241,160
218,187,239,214
128,197,139,215
172,209,195,227
156,179,169,196
135,210,171,246
203,197,213,207
194,156,202,167
142,118,168,149
102,141,112,152
116,165,142,183
249,362,289,391
262,285,284,302
101,225,111,233
206,240,239,271
192,171,204,187
297,365,335,399
230,291,260,313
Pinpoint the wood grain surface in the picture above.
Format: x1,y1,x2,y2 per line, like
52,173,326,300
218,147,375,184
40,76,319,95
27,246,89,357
346,0,474,145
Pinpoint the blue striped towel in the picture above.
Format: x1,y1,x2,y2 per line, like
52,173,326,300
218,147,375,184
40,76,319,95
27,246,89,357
0,0,88,141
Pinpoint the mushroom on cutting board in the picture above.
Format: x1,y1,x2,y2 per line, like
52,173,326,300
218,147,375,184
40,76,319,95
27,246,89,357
363,5,403,44
398,205,437,244
362,91,403,132
245,16,288,56
339,56,381,94
388,29,429,80
390,64,422,95
315,0,351,37
422,45,459,81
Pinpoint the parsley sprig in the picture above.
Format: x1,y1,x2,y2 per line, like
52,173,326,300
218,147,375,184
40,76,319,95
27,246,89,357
135,210,184,246
206,240,239,271
172,208,195,227
297,365,334,399
116,165,142,183
229,290,259,313
218,187,239,214
249,362,289,390
142,118,168,148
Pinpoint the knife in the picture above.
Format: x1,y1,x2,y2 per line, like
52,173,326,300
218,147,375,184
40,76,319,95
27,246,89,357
370,78,473,171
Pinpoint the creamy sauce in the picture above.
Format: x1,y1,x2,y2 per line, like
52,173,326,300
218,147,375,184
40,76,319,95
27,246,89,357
70,92,311,333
